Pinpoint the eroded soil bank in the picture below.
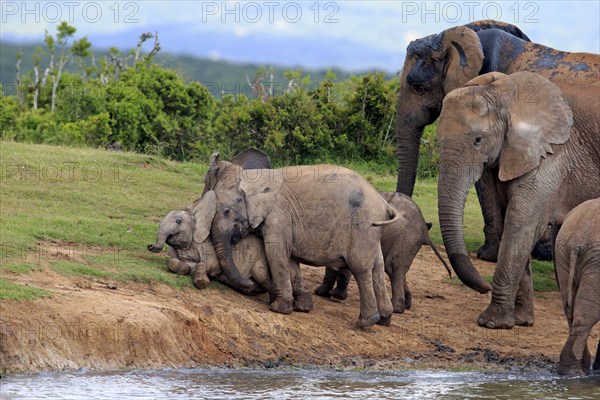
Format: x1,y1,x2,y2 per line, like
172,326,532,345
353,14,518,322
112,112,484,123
1,247,598,374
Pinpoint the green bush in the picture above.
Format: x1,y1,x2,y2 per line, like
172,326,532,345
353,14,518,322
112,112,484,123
3,28,443,175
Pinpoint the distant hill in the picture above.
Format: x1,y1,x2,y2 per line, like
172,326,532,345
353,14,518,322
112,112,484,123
1,41,384,98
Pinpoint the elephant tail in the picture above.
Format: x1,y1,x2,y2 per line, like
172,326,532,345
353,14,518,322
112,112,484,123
565,248,579,317
428,239,452,277
373,205,404,226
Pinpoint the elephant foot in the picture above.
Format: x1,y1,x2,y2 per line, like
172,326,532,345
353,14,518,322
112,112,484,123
357,311,380,328
193,276,210,290
478,302,515,329
376,314,392,326
476,242,499,262
330,287,348,301
392,299,406,314
293,292,313,313
514,303,534,327
314,284,332,298
270,298,293,315
557,360,587,376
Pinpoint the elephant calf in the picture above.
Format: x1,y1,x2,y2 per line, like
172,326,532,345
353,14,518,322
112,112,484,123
315,192,451,313
148,191,274,293
555,198,600,376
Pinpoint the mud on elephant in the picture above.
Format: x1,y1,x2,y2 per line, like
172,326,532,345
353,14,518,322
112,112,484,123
394,19,599,262
555,198,600,376
315,192,451,314
203,150,402,327
436,72,600,329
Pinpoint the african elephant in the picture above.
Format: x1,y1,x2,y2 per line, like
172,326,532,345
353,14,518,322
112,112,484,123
203,151,402,327
315,192,451,314
436,71,600,329
555,198,600,376
394,19,599,263
148,191,273,293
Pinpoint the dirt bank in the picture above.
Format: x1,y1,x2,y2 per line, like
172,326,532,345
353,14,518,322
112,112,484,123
1,247,598,374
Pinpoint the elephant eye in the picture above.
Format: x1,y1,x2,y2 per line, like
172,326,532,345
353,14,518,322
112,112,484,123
474,135,482,148
223,208,230,216
175,218,182,224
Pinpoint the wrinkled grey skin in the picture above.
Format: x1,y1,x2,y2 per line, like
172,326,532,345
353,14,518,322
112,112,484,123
203,150,402,328
436,72,600,330
394,20,598,264
315,192,451,314
555,198,600,376
148,191,274,294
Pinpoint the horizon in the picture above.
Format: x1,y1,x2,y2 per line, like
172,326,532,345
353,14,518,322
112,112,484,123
1,1,599,72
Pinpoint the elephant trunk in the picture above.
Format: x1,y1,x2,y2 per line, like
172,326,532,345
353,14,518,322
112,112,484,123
394,82,440,196
395,123,423,196
148,232,167,253
438,165,492,294
212,231,256,290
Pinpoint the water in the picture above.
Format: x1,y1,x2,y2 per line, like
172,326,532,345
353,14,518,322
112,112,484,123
1,368,599,399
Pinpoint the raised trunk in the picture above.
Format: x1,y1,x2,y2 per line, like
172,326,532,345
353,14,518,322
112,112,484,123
438,170,492,293
212,233,256,290
147,232,167,253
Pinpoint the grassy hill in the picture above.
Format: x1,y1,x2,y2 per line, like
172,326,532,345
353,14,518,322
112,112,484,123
1,41,361,97
0,141,555,301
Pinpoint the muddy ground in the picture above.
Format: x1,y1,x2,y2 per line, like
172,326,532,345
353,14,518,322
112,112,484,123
1,246,598,374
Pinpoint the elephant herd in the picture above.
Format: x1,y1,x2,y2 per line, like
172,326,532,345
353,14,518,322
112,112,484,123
149,20,599,376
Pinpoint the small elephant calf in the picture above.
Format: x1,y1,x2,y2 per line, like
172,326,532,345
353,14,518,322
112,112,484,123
148,191,312,311
315,192,451,313
555,198,600,376
148,191,273,292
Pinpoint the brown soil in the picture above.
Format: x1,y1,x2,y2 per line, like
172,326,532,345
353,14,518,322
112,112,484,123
1,246,598,374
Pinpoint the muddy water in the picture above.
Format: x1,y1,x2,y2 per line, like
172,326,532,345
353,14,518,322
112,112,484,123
1,368,599,399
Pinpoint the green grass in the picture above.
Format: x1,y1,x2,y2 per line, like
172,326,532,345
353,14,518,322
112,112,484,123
531,260,558,292
0,279,51,300
0,141,554,300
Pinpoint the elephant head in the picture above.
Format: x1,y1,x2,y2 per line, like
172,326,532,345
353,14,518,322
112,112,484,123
437,71,573,293
396,25,484,194
203,148,272,290
147,190,217,254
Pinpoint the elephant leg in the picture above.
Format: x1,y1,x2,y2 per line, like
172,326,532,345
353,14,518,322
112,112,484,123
192,261,211,289
558,276,600,375
330,268,351,300
390,264,407,314
475,170,503,262
514,260,534,326
290,260,313,313
478,197,546,329
168,258,194,275
373,253,393,326
314,267,338,298
249,261,276,301
593,339,600,371
350,266,380,328
404,281,412,311
264,235,294,314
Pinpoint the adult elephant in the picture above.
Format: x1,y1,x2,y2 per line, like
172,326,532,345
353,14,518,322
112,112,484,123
394,20,599,262
436,72,600,329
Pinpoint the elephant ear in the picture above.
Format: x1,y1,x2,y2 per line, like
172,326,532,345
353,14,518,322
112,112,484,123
231,148,271,170
495,72,573,182
441,26,484,94
239,169,284,229
192,190,217,243
202,152,221,195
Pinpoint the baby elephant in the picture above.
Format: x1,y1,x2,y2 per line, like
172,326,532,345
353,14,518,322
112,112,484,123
315,192,451,313
555,198,600,376
148,190,273,292
148,191,312,311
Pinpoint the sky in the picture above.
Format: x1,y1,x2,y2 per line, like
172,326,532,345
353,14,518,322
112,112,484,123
1,1,599,71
